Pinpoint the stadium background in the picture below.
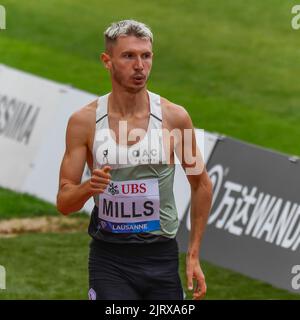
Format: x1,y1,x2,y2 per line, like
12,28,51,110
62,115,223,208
0,0,300,299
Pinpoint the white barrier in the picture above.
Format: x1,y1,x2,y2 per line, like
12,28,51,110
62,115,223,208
0,64,96,211
0,64,67,190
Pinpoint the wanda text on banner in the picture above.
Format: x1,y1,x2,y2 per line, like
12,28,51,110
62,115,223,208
178,137,300,293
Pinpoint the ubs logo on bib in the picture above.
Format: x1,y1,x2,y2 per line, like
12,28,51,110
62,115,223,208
121,183,147,194
107,182,147,195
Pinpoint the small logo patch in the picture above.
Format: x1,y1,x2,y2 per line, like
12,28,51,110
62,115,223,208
103,149,109,164
108,182,119,195
100,220,107,229
88,288,96,300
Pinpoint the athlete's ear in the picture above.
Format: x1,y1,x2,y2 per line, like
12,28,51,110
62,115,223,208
101,52,112,70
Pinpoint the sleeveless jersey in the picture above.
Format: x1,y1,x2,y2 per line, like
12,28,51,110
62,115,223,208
88,90,179,243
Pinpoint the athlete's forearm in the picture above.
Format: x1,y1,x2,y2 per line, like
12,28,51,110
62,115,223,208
187,181,212,258
56,180,92,215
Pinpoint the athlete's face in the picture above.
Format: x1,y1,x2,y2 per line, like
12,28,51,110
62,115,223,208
101,36,153,93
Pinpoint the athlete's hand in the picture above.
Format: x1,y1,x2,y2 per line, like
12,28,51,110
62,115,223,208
186,256,207,300
89,166,111,195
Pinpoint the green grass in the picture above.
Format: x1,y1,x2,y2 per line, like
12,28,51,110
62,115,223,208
0,232,299,300
0,187,89,220
0,187,59,220
0,0,300,155
0,232,89,299
1,0,300,299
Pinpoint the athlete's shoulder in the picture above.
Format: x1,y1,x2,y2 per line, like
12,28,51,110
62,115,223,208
66,99,98,142
160,96,193,130
68,99,98,127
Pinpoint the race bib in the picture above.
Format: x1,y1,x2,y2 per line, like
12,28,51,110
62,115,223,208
98,178,160,233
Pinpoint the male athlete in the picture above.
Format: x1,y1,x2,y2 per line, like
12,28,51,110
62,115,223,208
56,20,212,300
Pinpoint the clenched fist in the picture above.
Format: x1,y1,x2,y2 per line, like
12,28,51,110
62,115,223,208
89,165,111,195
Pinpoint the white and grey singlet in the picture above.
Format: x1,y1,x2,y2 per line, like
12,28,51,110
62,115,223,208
88,90,179,243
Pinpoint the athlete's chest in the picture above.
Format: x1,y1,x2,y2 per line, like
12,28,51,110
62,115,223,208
107,113,150,146
87,103,176,168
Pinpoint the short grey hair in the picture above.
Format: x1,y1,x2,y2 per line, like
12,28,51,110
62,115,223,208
104,20,153,51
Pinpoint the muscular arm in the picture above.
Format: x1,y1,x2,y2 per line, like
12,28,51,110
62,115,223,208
179,114,212,259
56,110,92,215
168,102,213,299
187,168,212,261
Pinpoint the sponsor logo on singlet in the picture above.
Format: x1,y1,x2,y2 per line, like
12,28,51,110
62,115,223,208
88,288,96,300
98,178,160,233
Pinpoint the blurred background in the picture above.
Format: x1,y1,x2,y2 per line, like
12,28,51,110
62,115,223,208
0,0,300,299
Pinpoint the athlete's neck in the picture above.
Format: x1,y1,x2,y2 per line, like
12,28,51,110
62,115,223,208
108,88,149,118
